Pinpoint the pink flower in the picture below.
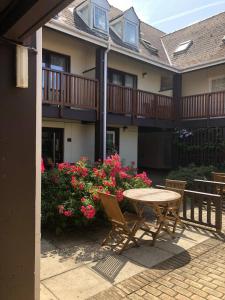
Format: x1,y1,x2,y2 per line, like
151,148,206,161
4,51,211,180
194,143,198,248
80,205,96,219
93,168,106,179
116,189,124,202
63,210,73,217
135,172,152,186
41,158,45,173
103,177,116,188
119,171,131,179
58,162,71,171
79,183,85,190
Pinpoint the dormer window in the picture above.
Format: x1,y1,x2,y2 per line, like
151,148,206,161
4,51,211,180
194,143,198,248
124,21,137,45
76,0,110,34
94,6,107,31
110,7,140,48
174,40,193,54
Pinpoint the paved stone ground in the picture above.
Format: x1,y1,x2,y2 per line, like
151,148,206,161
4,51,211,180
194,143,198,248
40,222,225,300
91,238,225,300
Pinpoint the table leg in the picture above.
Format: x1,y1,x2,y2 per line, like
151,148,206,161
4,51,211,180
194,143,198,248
152,205,175,246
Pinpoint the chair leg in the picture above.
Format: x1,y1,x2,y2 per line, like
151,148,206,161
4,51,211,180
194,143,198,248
101,230,113,246
117,238,131,255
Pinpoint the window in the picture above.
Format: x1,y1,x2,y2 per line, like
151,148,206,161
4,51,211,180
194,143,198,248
174,40,193,54
160,76,173,91
106,128,119,156
124,21,137,45
211,77,225,92
94,6,107,32
108,69,137,88
42,50,70,72
42,50,70,91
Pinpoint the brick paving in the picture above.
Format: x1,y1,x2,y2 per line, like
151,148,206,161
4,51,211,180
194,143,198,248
91,238,225,300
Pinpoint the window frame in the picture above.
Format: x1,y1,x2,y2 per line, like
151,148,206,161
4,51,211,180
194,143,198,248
124,20,138,46
160,76,173,92
209,75,225,93
108,68,138,89
106,127,120,156
42,49,70,73
93,4,108,33
174,40,193,55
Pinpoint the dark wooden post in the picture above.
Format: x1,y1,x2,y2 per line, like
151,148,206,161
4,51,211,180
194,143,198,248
173,73,182,168
95,47,106,161
173,73,182,121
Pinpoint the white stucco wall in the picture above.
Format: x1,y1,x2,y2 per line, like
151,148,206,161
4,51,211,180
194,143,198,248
42,120,138,166
42,119,95,162
119,126,138,167
108,52,173,97
43,28,174,96
43,28,96,77
182,64,225,96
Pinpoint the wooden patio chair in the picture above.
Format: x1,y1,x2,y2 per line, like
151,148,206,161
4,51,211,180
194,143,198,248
162,179,187,233
212,172,225,183
212,172,225,194
98,192,145,254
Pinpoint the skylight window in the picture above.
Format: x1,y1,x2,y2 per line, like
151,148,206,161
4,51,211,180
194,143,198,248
93,6,107,32
124,21,137,46
174,40,193,54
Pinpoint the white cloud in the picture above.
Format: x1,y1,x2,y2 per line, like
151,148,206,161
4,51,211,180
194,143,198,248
108,0,134,11
152,0,225,25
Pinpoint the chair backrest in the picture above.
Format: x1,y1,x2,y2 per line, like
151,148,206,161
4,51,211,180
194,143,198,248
212,172,225,183
98,192,125,225
165,179,187,191
165,179,187,205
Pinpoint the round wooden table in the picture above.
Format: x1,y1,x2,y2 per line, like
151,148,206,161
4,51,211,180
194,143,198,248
123,188,181,205
123,188,181,244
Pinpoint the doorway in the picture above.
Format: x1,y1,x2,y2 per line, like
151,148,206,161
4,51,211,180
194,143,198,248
42,127,64,168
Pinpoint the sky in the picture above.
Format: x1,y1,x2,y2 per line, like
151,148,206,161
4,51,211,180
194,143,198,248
108,0,225,33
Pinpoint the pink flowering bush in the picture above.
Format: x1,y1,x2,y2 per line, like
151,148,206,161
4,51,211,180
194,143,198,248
41,154,152,232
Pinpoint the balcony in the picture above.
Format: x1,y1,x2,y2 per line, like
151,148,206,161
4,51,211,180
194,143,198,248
42,68,225,126
42,68,175,123
42,68,99,121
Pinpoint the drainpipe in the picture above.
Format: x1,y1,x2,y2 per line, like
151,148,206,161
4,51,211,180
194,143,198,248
103,41,111,160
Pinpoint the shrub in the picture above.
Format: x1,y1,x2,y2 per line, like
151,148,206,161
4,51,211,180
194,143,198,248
167,164,216,189
41,154,152,233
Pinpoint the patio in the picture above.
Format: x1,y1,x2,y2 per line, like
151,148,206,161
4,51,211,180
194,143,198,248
40,220,225,300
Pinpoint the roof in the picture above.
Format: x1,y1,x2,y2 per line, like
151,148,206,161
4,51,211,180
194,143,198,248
50,0,225,71
54,0,170,66
162,12,225,69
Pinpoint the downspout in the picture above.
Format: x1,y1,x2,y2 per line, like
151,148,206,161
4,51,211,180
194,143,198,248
103,41,111,160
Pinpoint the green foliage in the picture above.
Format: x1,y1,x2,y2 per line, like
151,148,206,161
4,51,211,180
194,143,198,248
167,164,216,189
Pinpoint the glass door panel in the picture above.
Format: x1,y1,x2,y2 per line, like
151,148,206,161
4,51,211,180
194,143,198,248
42,127,64,168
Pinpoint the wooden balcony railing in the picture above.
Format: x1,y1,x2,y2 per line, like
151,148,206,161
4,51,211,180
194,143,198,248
42,68,99,111
42,68,225,122
107,83,174,120
180,90,225,119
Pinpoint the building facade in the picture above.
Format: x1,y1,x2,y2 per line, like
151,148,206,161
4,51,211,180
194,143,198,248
42,0,225,169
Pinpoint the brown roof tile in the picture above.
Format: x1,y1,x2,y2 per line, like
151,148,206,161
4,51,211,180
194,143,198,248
51,1,225,70
162,11,225,69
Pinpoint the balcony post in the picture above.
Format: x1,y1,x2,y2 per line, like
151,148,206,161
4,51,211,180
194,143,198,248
95,47,107,161
173,73,182,121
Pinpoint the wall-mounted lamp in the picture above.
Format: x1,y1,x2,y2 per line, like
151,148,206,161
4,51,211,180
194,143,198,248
142,72,147,78
16,45,28,88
